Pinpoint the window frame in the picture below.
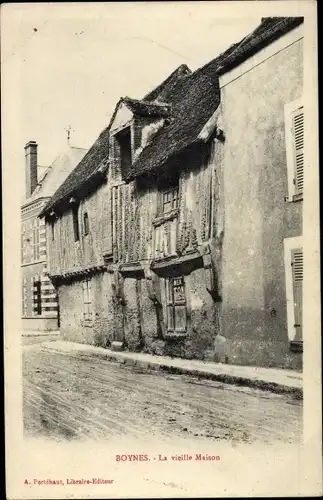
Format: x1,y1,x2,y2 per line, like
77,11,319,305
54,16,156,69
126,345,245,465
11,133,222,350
115,126,132,174
72,203,80,242
22,278,27,317
32,222,40,261
51,219,55,241
33,278,42,316
83,211,89,236
162,185,180,214
165,276,187,334
284,97,304,202
283,236,303,345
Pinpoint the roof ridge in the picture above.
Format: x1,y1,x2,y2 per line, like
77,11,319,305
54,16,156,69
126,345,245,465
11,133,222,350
143,64,191,102
190,16,303,79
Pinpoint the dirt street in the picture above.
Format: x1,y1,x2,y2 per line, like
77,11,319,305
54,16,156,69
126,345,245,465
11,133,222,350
23,342,302,444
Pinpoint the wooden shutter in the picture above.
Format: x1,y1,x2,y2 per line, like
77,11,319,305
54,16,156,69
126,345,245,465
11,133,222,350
291,248,303,341
292,107,304,195
166,277,187,333
173,277,187,332
166,279,174,331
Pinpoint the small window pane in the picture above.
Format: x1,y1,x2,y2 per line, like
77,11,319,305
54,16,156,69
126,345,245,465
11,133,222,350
173,284,185,303
166,277,187,332
162,184,179,213
163,201,172,213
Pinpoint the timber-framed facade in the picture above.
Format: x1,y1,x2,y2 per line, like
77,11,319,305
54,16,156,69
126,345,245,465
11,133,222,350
40,17,304,368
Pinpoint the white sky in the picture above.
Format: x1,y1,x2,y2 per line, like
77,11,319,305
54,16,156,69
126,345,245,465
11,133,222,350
4,3,264,167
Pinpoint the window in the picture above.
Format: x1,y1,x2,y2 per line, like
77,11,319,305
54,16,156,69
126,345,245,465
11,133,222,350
33,279,42,316
115,127,132,173
51,219,55,241
284,98,304,201
22,279,27,317
163,185,179,213
166,276,187,333
21,232,24,263
291,248,303,342
32,223,40,261
72,204,80,242
82,279,93,323
284,236,303,346
83,212,89,236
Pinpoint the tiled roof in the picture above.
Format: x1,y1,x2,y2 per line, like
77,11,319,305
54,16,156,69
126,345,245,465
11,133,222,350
39,129,111,217
126,64,220,180
129,16,303,180
122,97,171,118
143,64,192,102
211,16,303,76
41,16,303,214
23,146,87,207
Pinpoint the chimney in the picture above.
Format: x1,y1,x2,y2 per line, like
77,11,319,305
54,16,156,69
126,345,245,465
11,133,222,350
24,141,38,197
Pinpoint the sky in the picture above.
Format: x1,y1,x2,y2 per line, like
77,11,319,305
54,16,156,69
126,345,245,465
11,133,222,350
3,3,263,168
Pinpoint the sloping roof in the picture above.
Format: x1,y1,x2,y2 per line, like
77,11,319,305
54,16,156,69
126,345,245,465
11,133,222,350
126,64,220,180
41,17,303,214
122,97,171,118
40,95,173,216
22,146,87,207
40,128,111,216
128,16,303,180
144,64,191,102
206,16,304,76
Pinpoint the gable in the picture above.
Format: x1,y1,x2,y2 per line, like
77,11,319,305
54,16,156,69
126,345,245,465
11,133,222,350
110,102,134,134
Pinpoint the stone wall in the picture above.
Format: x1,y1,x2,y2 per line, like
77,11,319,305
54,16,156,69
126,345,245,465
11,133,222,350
59,272,114,347
218,35,303,368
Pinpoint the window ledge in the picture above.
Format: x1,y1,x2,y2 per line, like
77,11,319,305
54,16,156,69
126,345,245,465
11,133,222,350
153,208,179,227
21,259,46,267
285,193,303,202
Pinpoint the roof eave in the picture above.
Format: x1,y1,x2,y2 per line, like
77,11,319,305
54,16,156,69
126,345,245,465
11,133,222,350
39,166,108,218
125,137,206,183
217,17,304,76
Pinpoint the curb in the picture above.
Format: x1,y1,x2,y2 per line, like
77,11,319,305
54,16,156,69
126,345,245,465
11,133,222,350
22,331,60,337
106,354,303,399
42,344,303,399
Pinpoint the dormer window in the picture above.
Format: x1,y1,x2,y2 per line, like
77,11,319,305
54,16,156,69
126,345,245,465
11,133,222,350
115,126,132,173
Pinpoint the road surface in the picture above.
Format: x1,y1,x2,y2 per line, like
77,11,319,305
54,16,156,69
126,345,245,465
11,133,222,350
23,342,302,444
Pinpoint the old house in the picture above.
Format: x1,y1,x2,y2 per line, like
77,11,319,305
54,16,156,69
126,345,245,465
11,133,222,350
211,16,304,368
40,17,304,369
21,141,87,331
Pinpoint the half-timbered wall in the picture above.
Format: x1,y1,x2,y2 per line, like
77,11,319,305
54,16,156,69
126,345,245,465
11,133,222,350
47,180,112,275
